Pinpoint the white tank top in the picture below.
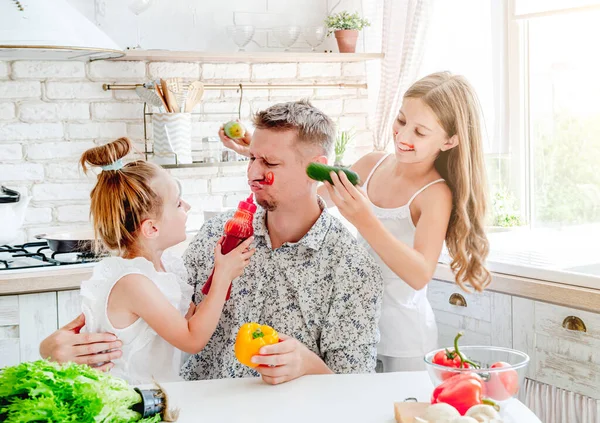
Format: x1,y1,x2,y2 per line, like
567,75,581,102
358,153,443,358
80,251,193,384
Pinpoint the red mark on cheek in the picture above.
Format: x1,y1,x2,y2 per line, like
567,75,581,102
258,172,274,185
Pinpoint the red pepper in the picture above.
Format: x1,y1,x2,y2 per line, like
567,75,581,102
433,349,465,368
433,349,468,381
433,332,477,380
431,372,486,415
487,361,519,400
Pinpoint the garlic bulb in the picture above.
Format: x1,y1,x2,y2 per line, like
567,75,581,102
465,404,502,422
450,418,479,423
422,403,461,422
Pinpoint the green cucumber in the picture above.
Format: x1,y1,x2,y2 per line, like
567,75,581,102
306,162,361,186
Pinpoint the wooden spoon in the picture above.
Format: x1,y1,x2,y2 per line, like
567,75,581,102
154,83,170,113
184,81,205,112
161,78,180,113
166,78,185,112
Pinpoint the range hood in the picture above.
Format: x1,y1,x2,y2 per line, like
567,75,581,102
0,0,124,61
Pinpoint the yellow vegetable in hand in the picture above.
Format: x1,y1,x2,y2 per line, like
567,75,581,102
234,323,279,368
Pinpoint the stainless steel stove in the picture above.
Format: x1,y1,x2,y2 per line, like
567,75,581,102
0,242,104,271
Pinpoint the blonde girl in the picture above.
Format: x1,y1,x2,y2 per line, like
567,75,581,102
321,71,491,371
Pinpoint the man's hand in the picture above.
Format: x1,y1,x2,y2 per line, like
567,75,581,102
39,313,122,372
251,334,333,385
218,120,251,157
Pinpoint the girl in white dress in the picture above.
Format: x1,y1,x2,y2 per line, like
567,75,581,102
79,137,254,384
321,72,491,371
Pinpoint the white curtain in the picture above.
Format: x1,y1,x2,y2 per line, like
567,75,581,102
521,378,599,423
363,0,432,151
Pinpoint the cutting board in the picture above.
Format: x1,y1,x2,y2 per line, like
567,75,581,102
394,402,430,423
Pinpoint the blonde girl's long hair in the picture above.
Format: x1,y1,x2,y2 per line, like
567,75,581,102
404,72,491,292
80,137,163,254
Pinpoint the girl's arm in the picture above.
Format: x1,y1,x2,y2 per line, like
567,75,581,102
327,172,452,290
110,237,254,354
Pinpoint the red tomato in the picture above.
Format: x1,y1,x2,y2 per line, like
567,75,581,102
486,361,519,400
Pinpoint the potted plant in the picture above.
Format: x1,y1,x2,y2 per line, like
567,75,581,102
324,11,371,53
488,186,524,233
334,129,355,166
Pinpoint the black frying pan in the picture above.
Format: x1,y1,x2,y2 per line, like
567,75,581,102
35,231,96,254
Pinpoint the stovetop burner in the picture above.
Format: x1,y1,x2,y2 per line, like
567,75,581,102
0,242,106,271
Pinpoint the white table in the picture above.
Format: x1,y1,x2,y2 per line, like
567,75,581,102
157,372,541,423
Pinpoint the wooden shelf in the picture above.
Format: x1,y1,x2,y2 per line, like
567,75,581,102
112,50,384,63
161,160,249,169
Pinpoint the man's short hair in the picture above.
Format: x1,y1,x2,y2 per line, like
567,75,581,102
252,100,335,158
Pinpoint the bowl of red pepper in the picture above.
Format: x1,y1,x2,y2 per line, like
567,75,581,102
424,332,530,409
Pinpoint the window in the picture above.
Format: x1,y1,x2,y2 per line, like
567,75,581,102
421,0,600,287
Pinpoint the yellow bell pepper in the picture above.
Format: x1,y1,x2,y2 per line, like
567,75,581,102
235,322,279,368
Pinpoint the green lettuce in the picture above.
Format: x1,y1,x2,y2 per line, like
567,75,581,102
0,360,161,423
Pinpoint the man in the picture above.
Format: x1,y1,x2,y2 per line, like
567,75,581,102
40,100,383,385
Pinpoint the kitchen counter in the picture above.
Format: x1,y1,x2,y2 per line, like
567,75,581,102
152,372,540,423
1,232,599,312
434,264,600,313
0,233,195,296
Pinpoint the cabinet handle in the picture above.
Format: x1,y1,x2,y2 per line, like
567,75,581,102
449,293,467,307
562,316,587,333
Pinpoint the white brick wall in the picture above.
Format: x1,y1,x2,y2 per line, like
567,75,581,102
19,103,58,122
32,183,93,201
0,144,23,161
338,116,368,131
12,61,85,79
202,101,252,117
45,162,86,180
0,103,15,120
179,178,209,196
26,142,96,160
0,62,8,78
89,61,146,80
344,98,370,114
342,62,367,78
223,88,269,99
114,90,143,101
269,89,314,100
314,88,359,99
67,122,127,140
0,163,44,181
92,103,143,120
46,82,112,100
310,99,344,117
252,63,297,80
298,63,342,79
25,207,53,225
202,64,251,80
0,81,41,99
210,177,249,194
0,59,373,240
188,195,225,212
56,103,91,121
57,205,91,223
0,123,63,141
148,62,201,79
